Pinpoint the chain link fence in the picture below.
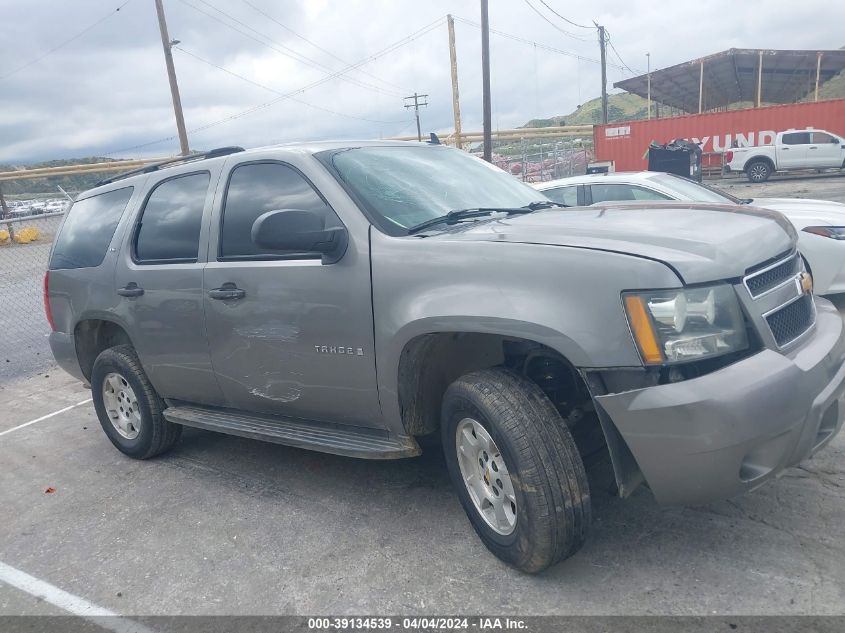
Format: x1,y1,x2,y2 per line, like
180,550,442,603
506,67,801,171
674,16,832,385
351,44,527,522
0,210,64,383
465,137,593,183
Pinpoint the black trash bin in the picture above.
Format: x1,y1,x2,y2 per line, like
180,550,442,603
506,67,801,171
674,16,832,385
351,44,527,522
647,139,702,182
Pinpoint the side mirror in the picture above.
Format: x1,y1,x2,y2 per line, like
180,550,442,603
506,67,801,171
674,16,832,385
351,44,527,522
251,208,348,264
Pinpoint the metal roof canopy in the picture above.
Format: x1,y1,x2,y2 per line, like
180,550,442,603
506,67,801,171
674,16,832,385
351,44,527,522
614,48,845,114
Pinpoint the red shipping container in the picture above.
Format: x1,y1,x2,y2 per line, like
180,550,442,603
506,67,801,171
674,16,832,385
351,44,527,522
593,98,845,172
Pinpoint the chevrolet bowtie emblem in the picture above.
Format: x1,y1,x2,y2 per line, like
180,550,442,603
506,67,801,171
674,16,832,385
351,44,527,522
799,271,814,295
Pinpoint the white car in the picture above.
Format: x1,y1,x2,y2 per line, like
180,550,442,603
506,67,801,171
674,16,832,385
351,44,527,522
535,172,845,295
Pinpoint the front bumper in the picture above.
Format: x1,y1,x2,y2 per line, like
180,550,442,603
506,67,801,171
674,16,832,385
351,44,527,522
595,297,845,505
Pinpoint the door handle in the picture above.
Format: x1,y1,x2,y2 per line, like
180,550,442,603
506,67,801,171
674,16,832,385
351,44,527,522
208,285,246,300
116,283,144,298
809,146,818,150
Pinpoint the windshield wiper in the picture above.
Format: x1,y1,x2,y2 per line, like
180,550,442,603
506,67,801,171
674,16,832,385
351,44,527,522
525,200,567,210
407,202,560,235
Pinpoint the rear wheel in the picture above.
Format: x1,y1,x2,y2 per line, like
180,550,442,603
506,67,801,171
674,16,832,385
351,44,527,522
746,160,772,183
441,368,591,573
91,345,181,459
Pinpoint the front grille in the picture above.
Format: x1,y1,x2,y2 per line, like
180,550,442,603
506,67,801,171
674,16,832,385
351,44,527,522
765,294,815,347
744,254,799,298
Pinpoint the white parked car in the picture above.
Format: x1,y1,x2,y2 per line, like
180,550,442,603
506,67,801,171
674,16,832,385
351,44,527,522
535,172,845,295
726,129,845,182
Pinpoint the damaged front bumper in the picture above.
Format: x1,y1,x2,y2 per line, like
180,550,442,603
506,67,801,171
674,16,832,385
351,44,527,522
593,297,845,506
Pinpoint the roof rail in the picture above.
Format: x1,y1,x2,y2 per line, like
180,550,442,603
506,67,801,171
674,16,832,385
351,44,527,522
95,146,245,187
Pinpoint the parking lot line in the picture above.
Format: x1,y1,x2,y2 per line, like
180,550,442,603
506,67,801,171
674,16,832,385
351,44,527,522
0,561,154,633
0,398,92,438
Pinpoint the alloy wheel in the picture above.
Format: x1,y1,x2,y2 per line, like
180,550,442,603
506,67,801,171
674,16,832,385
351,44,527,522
102,372,142,440
455,417,517,535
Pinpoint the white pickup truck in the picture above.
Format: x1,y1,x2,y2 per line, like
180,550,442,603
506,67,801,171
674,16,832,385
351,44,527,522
726,128,845,182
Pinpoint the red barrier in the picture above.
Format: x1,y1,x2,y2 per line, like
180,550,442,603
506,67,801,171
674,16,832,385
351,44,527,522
593,98,845,171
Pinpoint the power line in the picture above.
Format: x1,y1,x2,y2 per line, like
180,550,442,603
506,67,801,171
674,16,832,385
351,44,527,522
105,17,445,155
182,0,404,97
177,0,405,97
537,0,592,29
239,0,407,93
1,0,133,80
522,0,592,42
605,32,642,76
453,16,624,69
174,46,407,124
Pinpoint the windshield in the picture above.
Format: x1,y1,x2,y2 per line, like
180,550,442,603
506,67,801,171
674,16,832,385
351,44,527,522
647,173,741,204
328,146,544,235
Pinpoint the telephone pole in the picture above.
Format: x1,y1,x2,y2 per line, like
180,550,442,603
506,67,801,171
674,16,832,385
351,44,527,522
596,24,608,125
480,0,492,162
154,0,190,156
404,93,429,142
446,15,463,149
646,52,651,119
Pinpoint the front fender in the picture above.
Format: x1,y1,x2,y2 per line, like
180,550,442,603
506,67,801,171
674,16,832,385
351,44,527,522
370,230,681,433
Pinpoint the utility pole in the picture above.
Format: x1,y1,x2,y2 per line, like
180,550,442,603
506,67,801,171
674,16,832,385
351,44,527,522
480,0,492,162
646,52,651,120
154,0,190,156
596,24,608,125
446,15,463,149
404,93,429,142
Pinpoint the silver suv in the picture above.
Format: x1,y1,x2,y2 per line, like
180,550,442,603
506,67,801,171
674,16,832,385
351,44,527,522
46,141,845,573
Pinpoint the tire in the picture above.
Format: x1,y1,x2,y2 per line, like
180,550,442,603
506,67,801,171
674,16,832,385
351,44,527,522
91,344,181,459
746,160,772,183
441,368,591,573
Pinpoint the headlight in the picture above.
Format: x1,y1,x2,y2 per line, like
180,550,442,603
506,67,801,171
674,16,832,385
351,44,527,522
623,284,749,364
802,226,845,240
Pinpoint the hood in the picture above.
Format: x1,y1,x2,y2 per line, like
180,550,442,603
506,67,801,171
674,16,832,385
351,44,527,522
430,202,795,284
748,197,845,228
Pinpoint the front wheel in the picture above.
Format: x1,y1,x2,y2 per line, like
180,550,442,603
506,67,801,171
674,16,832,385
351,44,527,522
441,368,591,573
746,160,772,183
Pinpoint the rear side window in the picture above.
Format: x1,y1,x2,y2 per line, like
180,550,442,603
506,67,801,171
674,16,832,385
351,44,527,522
135,172,210,263
544,186,578,207
49,187,133,270
630,186,671,201
782,132,811,145
219,162,340,259
590,183,670,203
591,184,636,203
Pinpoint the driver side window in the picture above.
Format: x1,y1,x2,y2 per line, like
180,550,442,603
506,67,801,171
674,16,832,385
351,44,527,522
812,131,839,144
219,162,341,260
543,186,579,207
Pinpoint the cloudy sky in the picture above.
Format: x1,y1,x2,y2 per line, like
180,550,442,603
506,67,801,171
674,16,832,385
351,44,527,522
1,0,843,163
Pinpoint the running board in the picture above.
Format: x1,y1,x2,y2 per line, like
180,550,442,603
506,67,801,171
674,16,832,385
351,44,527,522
163,405,420,459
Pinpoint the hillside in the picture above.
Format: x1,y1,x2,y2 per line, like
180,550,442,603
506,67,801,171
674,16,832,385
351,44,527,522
524,93,649,127
816,67,845,100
